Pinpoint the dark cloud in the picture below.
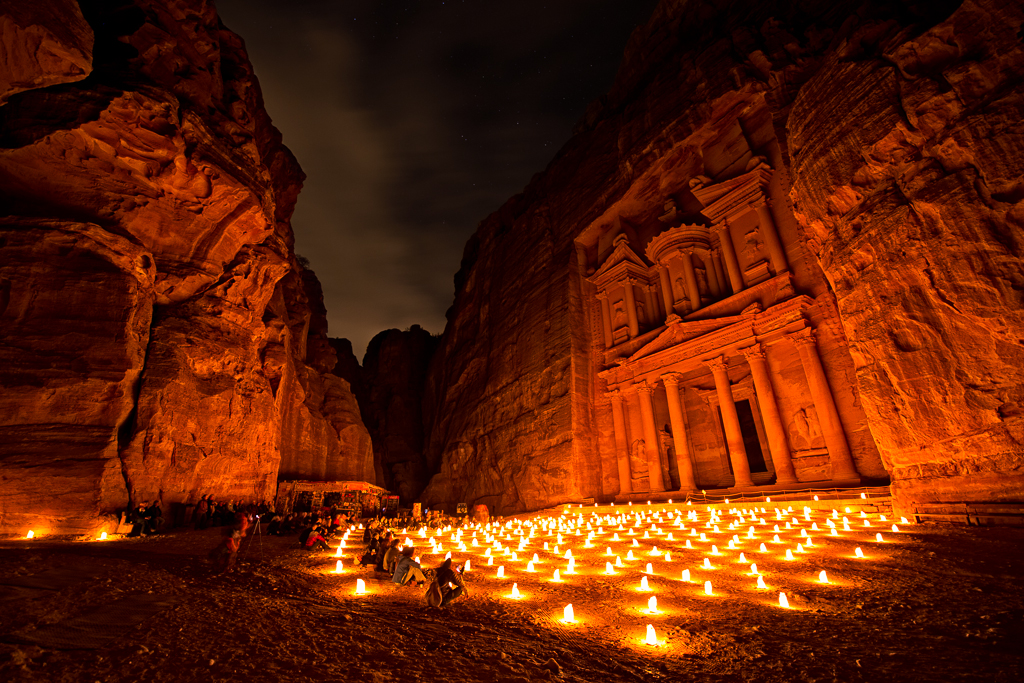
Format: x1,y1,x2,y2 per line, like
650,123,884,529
215,0,657,359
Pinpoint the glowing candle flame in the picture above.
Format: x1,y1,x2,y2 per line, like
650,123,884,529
632,539,639,547
335,545,344,557
553,568,561,582
627,550,636,561
26,531,34,539
604,562,615,575
682,569,690,582
464,560,471,571
704,580,713,595
99,532,107,541
785,549,794,561
750,563,758,575
779,592,790,608
901,517,910,524
563,604,575,622
773,534,781,543
334,560,344,573
615,556,623,567
759,543,768,552
739,552,747,563
703,557,711,569
532,553,540,563
564,549,572,559
831,529,838,536
640,576,650,591
510,583,521,599
819,570,828,583
497,565,505,578
855,547,864,558
526,561,535,572
755,575,766,589
686,540,692,549
645,624,658,646
648,596,658,613
445,551,452,560
487,557,493,566
664,551,672,562
355,578,366,594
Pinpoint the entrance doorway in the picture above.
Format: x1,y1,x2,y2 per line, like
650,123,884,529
718,399,769,477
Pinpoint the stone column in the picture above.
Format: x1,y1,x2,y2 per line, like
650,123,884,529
711,249,728,297
714,222,745,294
635,381,666,492
702,253,722,298
661,373,697,490
608,390,632,494
792,330,860,481
623,279,640,338
741,344,797,484
657,264,674,318
681,252,701,313
754,200,788,275
705,356,754,488
643,285,658,326
596,291,613,348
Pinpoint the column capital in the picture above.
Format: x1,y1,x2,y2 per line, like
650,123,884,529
792,327,818,349
636,379,655,395
741,344,766,363
607,388,624,403
661,372,683,388
623,276,638,286
704,355,728,374
595,289,609,300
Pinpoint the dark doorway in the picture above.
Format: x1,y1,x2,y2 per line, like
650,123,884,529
735,399,768,473
717,400,769,476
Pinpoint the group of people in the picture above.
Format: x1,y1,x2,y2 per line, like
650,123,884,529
358,522,468,607
126,501,163,537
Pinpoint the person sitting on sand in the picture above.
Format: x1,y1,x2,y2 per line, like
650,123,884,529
392,546,426,587
435,558,468,607
304,524,330,552
383,539,402,574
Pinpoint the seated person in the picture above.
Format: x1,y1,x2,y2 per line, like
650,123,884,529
435,558,469,607
391,547,426,587
303,525,330,551
383,539,402,574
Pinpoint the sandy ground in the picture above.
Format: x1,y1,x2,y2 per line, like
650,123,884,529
1,503,1023,683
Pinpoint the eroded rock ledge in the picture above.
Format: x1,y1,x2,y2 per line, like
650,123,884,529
0,0,373,535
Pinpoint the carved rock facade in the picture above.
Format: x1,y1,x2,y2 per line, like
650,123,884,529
0,0,373,535
421,0,1023,517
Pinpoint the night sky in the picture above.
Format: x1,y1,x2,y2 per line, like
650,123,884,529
216,0,659,359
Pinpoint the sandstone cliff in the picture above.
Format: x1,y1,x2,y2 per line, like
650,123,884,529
356,326,439,503
419,0,1023,516
0,0,373,535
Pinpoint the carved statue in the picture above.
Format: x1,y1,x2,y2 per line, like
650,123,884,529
694,262,710,299
613,301,626,328
659,426,673,459
788,406,822,450
742,229,765,264
629,439,649,478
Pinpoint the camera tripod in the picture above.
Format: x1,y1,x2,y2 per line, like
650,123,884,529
239,514,264,564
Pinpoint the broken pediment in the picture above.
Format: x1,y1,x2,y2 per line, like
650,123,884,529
588,233,651,287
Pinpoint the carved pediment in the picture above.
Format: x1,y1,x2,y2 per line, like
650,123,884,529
589,233,650,287
626,313,752,362
693,167,773,224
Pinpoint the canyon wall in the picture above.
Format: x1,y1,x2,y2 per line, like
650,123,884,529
0,0,373,535
420,0,1023,516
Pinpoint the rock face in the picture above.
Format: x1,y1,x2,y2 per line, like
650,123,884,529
419,0,1023,516
358,326,439,503
786,0,1024,512
0,0,373,535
